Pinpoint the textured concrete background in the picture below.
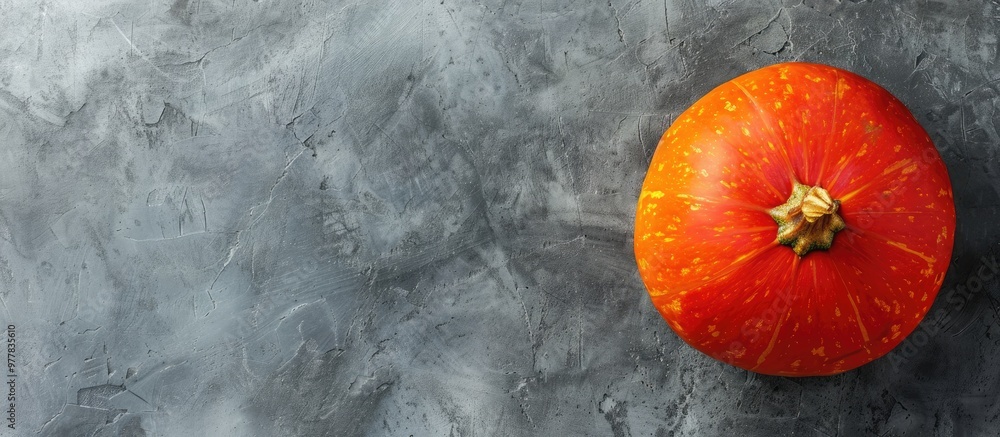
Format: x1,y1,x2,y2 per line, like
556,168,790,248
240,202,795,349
2,0,999,435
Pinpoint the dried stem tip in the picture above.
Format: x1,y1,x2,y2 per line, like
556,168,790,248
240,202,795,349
769,183,845,256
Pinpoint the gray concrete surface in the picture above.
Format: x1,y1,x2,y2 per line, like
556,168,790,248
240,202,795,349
2,0,999,435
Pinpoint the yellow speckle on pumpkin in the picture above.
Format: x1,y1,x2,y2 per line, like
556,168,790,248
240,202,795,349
668,298,682,313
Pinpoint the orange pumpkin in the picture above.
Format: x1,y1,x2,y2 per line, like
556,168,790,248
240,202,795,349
634,62,955,376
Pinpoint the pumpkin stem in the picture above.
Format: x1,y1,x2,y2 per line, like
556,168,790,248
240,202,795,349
769,183,845,256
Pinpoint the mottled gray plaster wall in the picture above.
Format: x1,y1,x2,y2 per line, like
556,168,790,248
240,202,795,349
1,0,999,435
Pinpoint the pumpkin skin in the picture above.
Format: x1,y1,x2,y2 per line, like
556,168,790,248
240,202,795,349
634,62,955,376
